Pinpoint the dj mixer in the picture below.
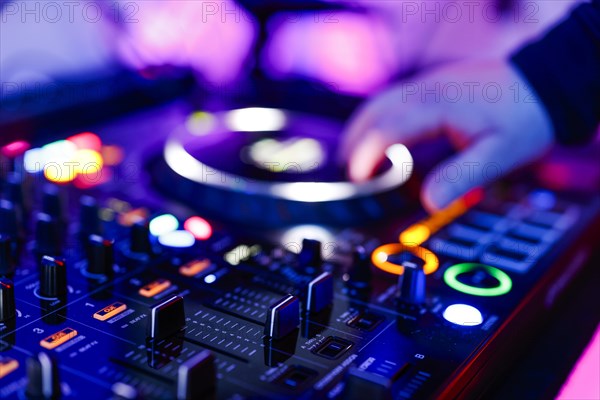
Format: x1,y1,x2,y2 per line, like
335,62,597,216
1,104,599,400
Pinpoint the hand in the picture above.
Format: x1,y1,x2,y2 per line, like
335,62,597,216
339,59,555,213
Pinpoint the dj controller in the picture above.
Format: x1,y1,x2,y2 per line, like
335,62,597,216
1,103,599,400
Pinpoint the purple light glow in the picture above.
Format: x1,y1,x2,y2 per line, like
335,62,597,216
115,1,256,83
262,11,399,95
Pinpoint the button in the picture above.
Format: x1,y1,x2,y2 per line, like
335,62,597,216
86,235,115,277
0,235,16,276
442,304,483,326
0,356,19,379
93,302,127,321
265,294,300,339
313,336,353,359
348,312,383,332
179,259,211,277
139,278,171,298
443,263,512,297
0,277,16,322
40,327,78,350
306,272,333,314
26,352,62,399
147,295,185,340
507,223,556,244
344,367,392,400
458,210,504,231
176,350,216,400
39,256,67,298
275,365,317,390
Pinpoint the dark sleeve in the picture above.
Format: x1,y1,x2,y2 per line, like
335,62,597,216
511,0,600,145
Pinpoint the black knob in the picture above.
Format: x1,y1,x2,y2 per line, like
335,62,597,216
79,196,101,237
265,295,300,339
0,200,19,237
176,350,216,400
349,247,372,287
42,186,64,221
5,172,26,211
87,235,114,277
34,214,62,257
26,352,61,400
147,295,185,340
398,260,426,306
40,256,67,298
0,277,16,322
130,220,152,254
298,239,322,267
0,235,15,277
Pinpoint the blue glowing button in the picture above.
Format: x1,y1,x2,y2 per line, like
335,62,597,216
443,304,483,326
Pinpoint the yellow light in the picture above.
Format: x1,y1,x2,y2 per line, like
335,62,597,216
44,162,77,183
73,149,103,175
371,243,439,276
399,223,431,246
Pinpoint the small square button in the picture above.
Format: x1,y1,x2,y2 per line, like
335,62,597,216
314,337,353,359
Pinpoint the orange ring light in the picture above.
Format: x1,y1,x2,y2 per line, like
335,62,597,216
371,243,439,275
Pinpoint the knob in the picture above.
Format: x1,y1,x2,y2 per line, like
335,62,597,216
34,214,62,257
0,235,15,277
147,295,185,340
176,350,216,400
265,295,299,339
130,220,152,254
0,200,19,237
42,186,64,221
5,172,27,212
0,277,16,322
79,196,101,237
39,256,67,298
298,239,321,267
398,260,426,306
25,352,61,400
87,235,114,277
306,272,333,314
348,247,372,287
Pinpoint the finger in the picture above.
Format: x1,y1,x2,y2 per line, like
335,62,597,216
340,88,444,181
420,134,526,213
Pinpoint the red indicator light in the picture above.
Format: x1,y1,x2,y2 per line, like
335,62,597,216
184,216,213,240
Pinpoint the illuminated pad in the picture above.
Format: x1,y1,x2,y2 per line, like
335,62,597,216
443,263,512,297
0,357,19,379
179,259,211,277
93,302,127,321
139,279,171,297
40,327,78,350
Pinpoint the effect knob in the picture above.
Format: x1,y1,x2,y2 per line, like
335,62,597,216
39,256,67,298
0,200,19,237
130,220,152,254
79,196,101,237
25,352,61,400
0,277,16,322
0,235,16,277
398,260,426,306
298,239,322,267
87,235,114,277
349,247,372,287
34,213,62,257
42,186,64,221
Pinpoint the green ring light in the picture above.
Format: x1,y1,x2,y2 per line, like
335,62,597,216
444,263,512,297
